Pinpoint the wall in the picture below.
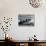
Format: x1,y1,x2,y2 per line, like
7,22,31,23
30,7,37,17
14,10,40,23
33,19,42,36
44,15,46,40
0,0,16,40
0,0,46,40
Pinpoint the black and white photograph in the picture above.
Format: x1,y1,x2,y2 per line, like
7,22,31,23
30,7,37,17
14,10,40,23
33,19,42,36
18,15,35,26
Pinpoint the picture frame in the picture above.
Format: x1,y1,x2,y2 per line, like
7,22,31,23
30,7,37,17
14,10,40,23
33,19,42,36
18,14,35,26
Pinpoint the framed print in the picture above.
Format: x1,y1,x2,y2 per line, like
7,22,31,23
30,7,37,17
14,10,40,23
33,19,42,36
18,14,35,26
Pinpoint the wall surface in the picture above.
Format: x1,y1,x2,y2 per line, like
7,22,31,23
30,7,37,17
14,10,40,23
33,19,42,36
0,0,46,40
